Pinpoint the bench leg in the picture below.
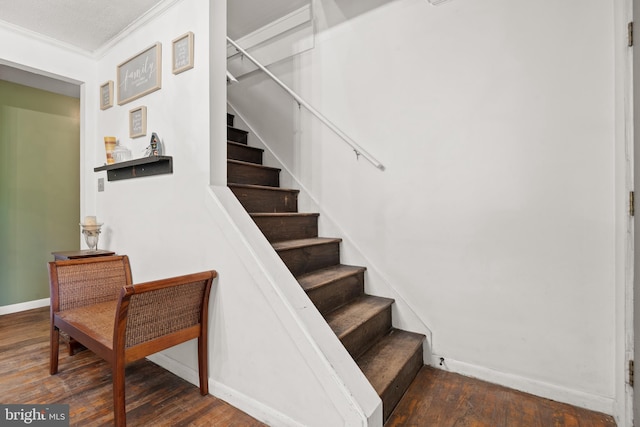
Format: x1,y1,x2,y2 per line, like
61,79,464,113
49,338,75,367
198,335,208,395
50,326,59,375
112,365,127,427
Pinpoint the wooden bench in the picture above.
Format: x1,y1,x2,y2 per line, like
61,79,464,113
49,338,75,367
48,255,216,427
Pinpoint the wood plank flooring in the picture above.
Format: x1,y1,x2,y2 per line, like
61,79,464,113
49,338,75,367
0,307,266,426
386,366,617,427
1,307,619,426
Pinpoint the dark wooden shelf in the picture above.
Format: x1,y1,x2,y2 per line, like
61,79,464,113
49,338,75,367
94,156,173,181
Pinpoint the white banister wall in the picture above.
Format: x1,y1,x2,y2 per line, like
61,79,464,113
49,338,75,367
228,0,624,419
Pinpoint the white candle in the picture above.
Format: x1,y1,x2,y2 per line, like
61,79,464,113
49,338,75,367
84,216,97,226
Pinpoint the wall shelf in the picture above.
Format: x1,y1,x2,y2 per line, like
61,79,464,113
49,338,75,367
94,156,173,181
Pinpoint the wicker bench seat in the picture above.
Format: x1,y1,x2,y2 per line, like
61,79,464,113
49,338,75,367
56,300,117,349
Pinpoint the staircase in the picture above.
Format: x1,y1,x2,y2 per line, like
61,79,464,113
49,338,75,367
226,113,425,422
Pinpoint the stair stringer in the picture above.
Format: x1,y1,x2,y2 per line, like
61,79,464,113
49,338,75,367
207,185,383,427
227,103,434,364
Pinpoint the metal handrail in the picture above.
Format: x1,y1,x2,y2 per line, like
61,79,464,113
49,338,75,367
227,36,385,171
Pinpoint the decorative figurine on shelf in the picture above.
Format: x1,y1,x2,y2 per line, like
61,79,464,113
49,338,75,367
144,132,163,157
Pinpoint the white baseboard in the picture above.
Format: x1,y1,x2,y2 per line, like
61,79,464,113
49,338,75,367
210,379,305,427
430,354,615,416
0,298,49,315
148,352,304,427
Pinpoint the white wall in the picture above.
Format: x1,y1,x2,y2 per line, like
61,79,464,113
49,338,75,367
92,0,380,425
0,1,383,425
228,0,623,417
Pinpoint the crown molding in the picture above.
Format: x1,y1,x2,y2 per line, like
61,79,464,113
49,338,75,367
94,0,182,59
0,19,94,58
0,0,183,60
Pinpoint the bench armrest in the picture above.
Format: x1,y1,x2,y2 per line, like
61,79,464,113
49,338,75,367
114,270,216,355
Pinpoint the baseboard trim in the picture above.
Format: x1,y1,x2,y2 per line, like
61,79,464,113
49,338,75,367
210,379,306,427
0,298,49,315
430,355,615,416
148,352,305,427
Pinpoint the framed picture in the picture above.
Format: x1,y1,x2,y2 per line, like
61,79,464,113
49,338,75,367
172,32,194,74
129,106,147,138
117,43,162,105
100,81,114,110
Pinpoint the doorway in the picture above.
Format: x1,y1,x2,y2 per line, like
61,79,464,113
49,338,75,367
0,78,80,310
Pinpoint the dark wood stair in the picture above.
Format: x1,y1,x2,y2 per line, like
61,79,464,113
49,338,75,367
228,142,264,165
250,213,319,242
273,237,342,276
298,264,365,315
229,183,298,213
226,113,424,421
228,159,280,187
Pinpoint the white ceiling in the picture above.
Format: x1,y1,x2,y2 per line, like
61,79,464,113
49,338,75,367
0,0,311,97
0,0,311,52
0,0,166,52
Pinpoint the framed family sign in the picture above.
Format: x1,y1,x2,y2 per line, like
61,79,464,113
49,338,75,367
129,106,147,138
172,32,194,74
117,43,162,105
100,81,113,110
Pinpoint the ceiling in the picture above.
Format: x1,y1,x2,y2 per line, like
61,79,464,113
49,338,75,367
0,0,311,53
0,0,166,53
0,0,311,97
0,0,167,97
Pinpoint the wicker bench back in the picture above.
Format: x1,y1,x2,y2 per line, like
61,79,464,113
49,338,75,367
50,256,132,311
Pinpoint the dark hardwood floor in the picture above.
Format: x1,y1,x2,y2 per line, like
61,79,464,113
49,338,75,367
0,307,265,426
387,366,617,427
1,307,618,426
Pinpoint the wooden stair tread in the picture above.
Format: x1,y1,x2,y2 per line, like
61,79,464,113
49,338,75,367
325,295,393,339
228,126,248,134
228,141,264,152
228,183,299,194
272,237,342,252
227,141,263,165
228,159,281,172
298,264,366,292
356,329,425,397
228,126,249,144
251,212,319,218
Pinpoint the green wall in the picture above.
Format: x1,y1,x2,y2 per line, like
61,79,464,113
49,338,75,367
0,80,80,307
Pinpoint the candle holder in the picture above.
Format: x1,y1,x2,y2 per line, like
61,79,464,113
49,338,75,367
80,222,103,252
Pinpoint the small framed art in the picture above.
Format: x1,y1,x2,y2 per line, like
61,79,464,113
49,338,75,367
100,81,113,110
172,32,194,74
129,106,147,138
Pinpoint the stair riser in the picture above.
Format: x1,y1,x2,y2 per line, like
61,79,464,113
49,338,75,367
277,243,340,276
253,216,318,242
230,187,298,213
227,113,234,127
342,308,391,359
307,271,364,315
382,345,423,421
228,143,263,164
228,127,248,144
228,162,280,187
